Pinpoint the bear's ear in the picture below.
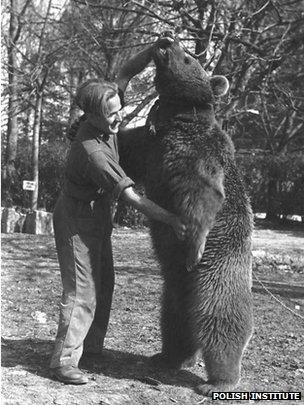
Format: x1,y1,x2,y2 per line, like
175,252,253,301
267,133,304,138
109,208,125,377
210,75,229,96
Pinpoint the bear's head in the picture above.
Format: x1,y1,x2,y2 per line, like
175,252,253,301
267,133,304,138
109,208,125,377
153,36,229,109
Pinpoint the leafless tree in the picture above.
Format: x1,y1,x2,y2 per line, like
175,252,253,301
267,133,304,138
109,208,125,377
3,0,31,184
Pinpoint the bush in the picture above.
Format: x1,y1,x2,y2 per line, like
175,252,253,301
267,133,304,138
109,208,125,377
114,185,147,228
1,138,68,212
237,152,304,218
1,137,32,209
38,140,68,211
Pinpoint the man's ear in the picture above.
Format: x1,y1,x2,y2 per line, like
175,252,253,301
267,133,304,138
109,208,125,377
210,75,229,96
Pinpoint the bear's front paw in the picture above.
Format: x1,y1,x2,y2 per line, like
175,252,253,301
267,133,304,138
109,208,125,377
186,227,209,271
186,241,206,272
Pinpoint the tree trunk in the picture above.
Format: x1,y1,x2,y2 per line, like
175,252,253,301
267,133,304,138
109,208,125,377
68,68,83,126
4,0,20,182
30,92,43,210
29,0,52,210
25,106,34,139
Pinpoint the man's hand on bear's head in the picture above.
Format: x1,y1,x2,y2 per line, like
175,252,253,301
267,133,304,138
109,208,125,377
155,35,175,50
159,30,175,40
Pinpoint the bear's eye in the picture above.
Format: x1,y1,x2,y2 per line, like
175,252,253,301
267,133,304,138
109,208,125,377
184,57,190,64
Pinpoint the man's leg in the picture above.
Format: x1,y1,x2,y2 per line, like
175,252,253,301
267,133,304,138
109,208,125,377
83,237,115,354
50,198,104,382
50,233,100,369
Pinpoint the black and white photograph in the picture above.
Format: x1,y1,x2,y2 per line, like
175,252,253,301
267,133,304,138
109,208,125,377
1,1,304,404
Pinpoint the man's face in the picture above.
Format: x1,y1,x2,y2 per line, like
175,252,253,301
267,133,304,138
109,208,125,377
88,94,122,135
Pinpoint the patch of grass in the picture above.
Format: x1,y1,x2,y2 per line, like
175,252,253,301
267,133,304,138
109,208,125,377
253,253,304,285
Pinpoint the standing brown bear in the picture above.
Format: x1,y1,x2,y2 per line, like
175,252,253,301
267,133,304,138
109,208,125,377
118,36,253,396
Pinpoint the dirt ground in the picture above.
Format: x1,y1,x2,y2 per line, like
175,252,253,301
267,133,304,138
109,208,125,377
1,221,304,405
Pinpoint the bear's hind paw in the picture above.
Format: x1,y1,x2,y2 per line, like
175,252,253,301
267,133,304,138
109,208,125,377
195,381,236,397
195,383,215,397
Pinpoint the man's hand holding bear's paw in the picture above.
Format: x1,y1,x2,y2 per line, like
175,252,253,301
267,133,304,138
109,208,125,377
185,223,209,272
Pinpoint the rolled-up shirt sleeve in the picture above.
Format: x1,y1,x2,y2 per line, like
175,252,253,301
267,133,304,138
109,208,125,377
86,149,134,199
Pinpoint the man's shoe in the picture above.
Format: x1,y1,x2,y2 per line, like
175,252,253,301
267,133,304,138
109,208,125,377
50,366,89,385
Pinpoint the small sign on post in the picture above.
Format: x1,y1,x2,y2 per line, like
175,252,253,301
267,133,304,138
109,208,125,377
23,180,36,191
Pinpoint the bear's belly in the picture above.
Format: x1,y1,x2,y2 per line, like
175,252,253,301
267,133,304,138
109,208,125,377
144,148,253,276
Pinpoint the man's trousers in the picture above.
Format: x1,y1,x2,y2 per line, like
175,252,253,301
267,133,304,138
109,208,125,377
50,193,114,368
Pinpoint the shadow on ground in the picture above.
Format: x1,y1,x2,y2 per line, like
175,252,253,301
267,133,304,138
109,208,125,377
1,338,203,390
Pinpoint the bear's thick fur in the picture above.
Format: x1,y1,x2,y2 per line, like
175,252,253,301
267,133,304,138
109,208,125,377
118,37,253,396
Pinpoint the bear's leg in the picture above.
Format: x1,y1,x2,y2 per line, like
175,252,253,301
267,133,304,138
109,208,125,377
196,330,252,396
151,285,198,369
196,347,242,396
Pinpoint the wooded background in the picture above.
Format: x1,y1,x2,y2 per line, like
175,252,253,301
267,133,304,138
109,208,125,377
2,0,304,223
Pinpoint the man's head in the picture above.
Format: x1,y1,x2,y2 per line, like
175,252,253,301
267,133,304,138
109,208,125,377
75,79,122,134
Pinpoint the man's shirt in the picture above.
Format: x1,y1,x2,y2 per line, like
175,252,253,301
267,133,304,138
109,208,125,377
64,120,134,202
